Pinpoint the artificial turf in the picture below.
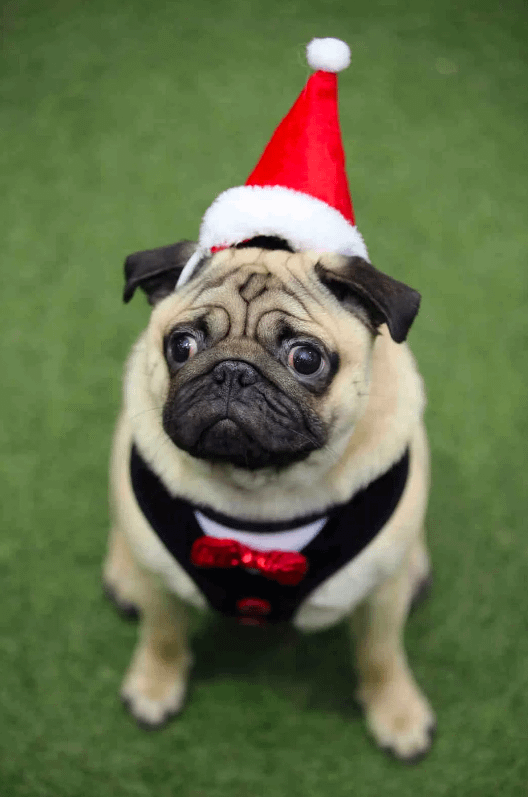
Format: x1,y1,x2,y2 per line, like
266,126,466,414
1,0,527,794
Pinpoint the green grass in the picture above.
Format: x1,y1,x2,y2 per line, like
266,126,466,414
1,0,527,794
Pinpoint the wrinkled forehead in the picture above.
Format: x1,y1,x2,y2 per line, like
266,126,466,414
153,248,337,340
190,247,321,300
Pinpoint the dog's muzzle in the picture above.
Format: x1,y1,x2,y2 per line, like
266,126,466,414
162,359,325,470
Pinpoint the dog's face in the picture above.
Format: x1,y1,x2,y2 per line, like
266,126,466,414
124,239,420,472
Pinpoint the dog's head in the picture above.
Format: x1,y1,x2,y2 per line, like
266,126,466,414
124,238,420,471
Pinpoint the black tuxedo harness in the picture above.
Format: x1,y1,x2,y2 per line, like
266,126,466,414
130,445,410,625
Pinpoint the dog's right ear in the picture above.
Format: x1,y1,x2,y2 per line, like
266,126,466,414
123,241,198,304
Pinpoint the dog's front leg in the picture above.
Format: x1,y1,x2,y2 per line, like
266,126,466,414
350,542,435,762
121,573,192,729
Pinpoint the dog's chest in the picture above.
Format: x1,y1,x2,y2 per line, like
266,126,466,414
130,446,410,627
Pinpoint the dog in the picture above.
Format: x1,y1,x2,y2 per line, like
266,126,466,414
103,237,435,761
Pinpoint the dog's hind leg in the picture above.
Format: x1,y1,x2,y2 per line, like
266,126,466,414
103,525,142,619
408,528,433,612
120,566,192,728
349,541,435,762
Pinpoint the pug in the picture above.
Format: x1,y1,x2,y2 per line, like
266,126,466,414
103,236,435,761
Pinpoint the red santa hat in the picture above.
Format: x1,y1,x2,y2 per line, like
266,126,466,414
178,37,368,286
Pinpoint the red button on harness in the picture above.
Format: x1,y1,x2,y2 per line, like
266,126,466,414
236,597,272,616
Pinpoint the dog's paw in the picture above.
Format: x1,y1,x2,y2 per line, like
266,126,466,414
121,672,188,729
358,678,436,762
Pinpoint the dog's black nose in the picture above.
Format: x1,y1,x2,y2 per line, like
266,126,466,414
211,360,259,388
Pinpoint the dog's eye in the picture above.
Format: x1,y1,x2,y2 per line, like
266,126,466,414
287,344,323,376
166,332,199,367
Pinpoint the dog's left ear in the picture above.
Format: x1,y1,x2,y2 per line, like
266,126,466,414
315,256,421,343
123,241,198,304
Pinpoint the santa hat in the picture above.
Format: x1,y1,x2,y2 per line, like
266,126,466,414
178,37,368,286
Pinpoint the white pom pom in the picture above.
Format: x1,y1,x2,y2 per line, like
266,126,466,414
306,38,351,73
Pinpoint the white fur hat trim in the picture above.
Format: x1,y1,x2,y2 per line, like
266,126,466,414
177,185,368,285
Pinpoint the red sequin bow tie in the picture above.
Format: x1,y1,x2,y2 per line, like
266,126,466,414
191,536,308,586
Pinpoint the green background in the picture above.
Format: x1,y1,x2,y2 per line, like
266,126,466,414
1,0,527,794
